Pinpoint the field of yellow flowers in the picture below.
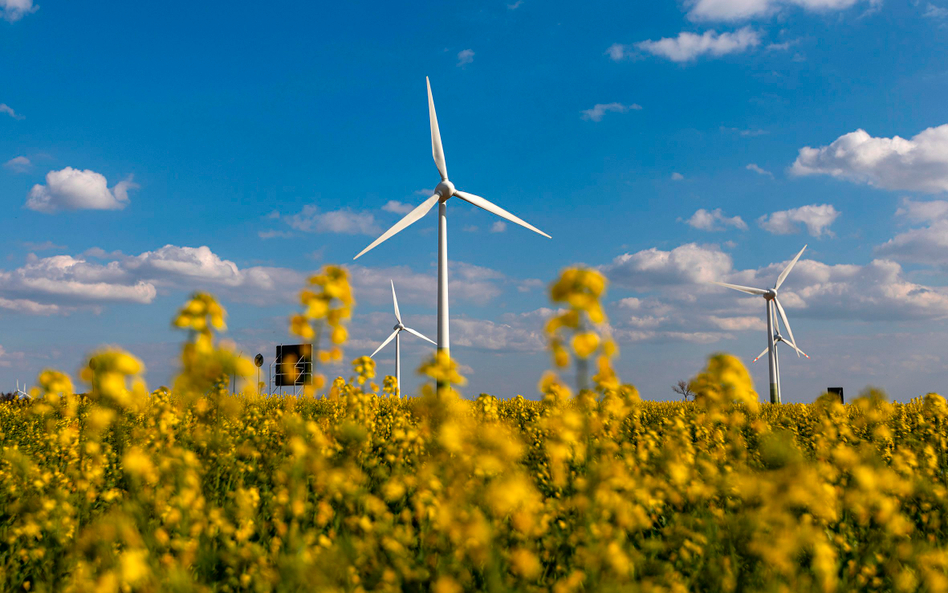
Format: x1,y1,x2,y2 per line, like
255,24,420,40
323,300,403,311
2,266,948,593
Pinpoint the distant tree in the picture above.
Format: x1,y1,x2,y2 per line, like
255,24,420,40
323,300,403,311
672,380,695,401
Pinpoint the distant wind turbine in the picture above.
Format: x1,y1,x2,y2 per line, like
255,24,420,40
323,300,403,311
354,77,551,354
751,299,810,399
370,280,436,396
712,245,808,404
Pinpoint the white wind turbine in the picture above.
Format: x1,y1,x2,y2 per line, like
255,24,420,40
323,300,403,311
354,77,551,354
370,280,436,396
712,245,808,404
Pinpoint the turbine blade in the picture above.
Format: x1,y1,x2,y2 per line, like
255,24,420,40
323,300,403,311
779,337,810,359
454,190,551,239
427,77,448,181
752,344,769,363
775,244,807,290
354,194,440,260
773,298,799,357
403,326,436,346
710,281,768,296
391,280,401,324
370,329,400,358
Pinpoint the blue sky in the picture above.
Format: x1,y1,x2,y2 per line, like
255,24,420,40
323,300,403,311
3,0,948,402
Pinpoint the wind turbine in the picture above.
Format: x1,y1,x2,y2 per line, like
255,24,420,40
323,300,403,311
712,245,808,404
354,77,551,354
370,280,436,396
751,300,810,399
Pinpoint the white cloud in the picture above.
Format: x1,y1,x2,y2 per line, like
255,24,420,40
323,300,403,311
0,103,24,120
791,125,948,193
0,297,62,315
580,102,642,122
746,163,773,177
634,27,760,63
348,262,506,308
686,0,873,22
507,0,523,9
382,200,415,215
258,230,293,239
4,156,30,173
683,208,748,232
452,317,545,352
894,197,948,223
25,168,138,213
605,242,948,346
671,172,685,181
457,49,475,67
876,220,948,266
0,0,37,22
757,204,840,236
490,221,507,233
605,43,631,61
22,240,64,251
709,315,766,331
924,3,948,18
0,255,156,306
0,245,313,313
283,205,381,235
722,126,769,137
605,243,734,289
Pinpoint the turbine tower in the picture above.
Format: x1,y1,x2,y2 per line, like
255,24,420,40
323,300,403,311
354,77,551,354
369,280,436,396
712,245,808,404
751,299,810,398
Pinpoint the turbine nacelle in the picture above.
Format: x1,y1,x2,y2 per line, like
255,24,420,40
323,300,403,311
435,180,456,201
764,289,777,300
394,323,405,331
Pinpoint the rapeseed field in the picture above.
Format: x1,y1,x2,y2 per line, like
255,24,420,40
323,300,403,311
1,266,947,592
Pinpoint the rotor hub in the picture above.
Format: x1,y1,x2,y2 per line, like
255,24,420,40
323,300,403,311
394,323,404,331
435,180,455,201
764,289,777,301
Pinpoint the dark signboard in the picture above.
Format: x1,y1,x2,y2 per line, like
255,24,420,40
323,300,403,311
275,344,313,387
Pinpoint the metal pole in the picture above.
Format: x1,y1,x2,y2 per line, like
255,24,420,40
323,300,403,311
437,200,449,354
395,331,401,398
766,300,778,404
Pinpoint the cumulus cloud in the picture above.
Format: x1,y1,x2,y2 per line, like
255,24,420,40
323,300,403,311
757,204,840,237
348,261,507,308
0,245,312,313
923,3,948,18
671,172,685,181
25,168,137,213
490,221,507,233
4,156,31,173
683,208,748,232
633,27,760,62
876,200,948,266
894,197,948,223
686,0,873,22
0,0,37,22
457,49,475,67
746,163,773,177
603,241,948,354
452,317,545,352
282,205,381,235
382,200,415,215
791,125,948,193
709,315,766,331
0,103,24,119
605,243,734,289
580,102,642,122
875,221,948,266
